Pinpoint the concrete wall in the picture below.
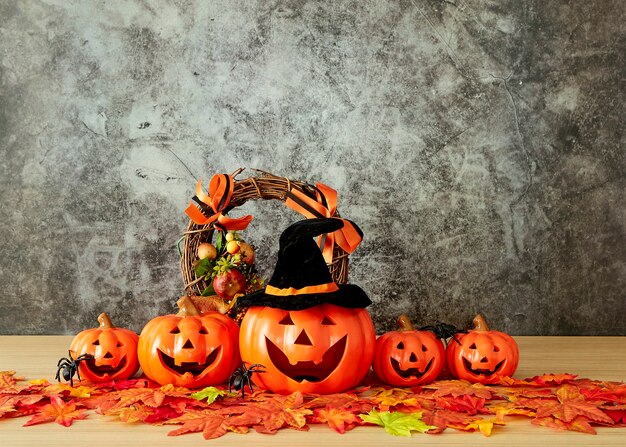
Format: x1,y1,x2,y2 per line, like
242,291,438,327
1,0,624,335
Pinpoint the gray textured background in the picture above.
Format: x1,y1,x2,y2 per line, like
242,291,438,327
1,0,624,336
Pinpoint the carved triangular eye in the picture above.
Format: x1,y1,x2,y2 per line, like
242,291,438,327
199,327,208,334
397,342,405,349
493,345,500,352
321,316,335,326
170,327,181,334
279,314,294,325
116,341,124,347
92,339,100,346
421,344,428,352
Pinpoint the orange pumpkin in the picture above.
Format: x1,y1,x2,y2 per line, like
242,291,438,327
373,315,445,386
137,296,240,388
446,314,519,384
69,313,139,382
239,303,376,394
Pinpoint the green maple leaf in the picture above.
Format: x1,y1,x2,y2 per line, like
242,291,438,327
190,387,233,405
359,409,435,437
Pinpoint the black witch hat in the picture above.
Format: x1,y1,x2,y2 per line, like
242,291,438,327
236,218,371,310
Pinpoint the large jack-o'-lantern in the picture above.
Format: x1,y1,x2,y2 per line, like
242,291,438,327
137,296,240,388
373,315,445,386
237,218,375,394
445,314,519,384
69,313,139,382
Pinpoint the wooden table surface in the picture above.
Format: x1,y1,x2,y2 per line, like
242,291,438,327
1,336,625,446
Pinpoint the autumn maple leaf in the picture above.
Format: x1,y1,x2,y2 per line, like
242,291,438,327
23,395,87,427
313,406,361,434
534,384,614,424
305,392,359,409
526,373,578,386
424,380,492,400
421,408,478,433
0,370,28,394
434,394,486,415
360,409,435,436
366,387,420,410
533,416,597,434
168,413,228,439
462,417,505,436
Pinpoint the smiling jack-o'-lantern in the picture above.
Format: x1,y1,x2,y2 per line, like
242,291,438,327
240,304,375,394
69,313,139,382
237,218,375,394
137,296,240,388
445,314,519,384
373,315,445,386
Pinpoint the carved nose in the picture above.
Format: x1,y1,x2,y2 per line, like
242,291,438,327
294,330,312,346
409,352,417,362
182,339,195,349
480,356,489,363
103,352,113,359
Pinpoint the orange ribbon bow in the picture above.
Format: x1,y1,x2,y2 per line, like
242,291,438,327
285,182,363,263
185,173,253,231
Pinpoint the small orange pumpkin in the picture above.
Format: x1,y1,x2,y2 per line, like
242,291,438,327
69,313,139,382
373,315,445,386
239,303,376,394
137,296,240,388
446,314,519,384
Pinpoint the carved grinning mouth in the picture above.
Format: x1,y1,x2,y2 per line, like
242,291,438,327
157,347,221,376
265,335,347,383
85,356,127,377
390,357,433,379
463,358,505,376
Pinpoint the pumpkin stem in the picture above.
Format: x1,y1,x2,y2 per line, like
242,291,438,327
98,313,114,329
177,296,200,317
473,314,490,331
397,314,415,331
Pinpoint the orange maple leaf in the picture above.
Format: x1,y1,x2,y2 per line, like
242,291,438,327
313,406,360,433
462,417,505,436
168,413,228,439
534,384,614,424
23,396,87,427
305,392,359,409
366,387,420,410
532,416,597,434
424,380,492,400
0,371,28,394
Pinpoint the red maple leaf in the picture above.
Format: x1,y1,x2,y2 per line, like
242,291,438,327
603,408,626,424
421,409,478,433
434,394,486,415
525,373,578,386
23,395,87,427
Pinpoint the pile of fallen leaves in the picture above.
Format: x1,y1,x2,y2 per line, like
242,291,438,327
1,371,625,439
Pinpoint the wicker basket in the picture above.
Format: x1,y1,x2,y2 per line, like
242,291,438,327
180,169,350,297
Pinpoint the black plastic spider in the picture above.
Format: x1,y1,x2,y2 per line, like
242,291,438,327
419,323,468,346
228,363,266,398
55,351,92,387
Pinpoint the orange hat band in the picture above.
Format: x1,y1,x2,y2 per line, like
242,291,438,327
265,282,339,297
